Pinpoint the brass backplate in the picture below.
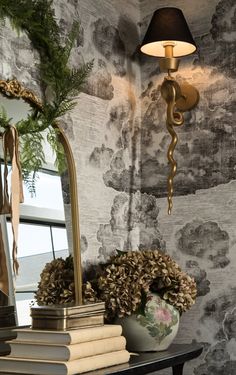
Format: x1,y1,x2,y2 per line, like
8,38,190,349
175,82,199,112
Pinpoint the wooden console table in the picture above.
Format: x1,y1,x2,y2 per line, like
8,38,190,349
83,344,203,375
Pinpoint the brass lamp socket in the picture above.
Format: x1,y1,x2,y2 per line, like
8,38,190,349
159,57,180,72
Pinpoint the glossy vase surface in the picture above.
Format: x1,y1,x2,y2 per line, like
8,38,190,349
118,293,180,352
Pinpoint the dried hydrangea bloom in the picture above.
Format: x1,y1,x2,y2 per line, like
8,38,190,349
36,251,197,320
35,256,75,305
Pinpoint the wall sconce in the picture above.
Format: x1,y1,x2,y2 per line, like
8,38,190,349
141,7,199,214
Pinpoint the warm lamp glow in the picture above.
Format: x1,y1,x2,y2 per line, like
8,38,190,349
140,40,196,58
141,7,196,58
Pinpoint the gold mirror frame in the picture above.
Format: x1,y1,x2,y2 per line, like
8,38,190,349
0,79,83,305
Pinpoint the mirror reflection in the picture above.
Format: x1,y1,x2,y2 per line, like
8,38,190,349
0,93,70,326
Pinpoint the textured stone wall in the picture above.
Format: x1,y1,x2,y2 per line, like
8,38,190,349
139,0,236,373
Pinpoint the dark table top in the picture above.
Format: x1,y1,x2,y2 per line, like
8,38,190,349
82,343,203,375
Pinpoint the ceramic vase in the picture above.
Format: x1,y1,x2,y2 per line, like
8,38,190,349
118,293,180,352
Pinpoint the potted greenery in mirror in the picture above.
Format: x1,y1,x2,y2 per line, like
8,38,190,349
36,250,197,352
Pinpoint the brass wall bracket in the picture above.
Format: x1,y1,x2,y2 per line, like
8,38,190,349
161,77,199,214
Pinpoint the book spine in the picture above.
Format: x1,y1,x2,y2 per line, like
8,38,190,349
0,342,11,356
67,350,130,375
16,325,123,345
0,350,130,375
70,325,123,344
69,336,127,360
9,336,126,361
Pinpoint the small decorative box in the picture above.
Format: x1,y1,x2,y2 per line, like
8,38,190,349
30,302,105,331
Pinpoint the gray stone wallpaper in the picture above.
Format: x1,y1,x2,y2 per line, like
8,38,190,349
0,0,235,373
0,0,141,265
69,0,142,265
139,0,236,373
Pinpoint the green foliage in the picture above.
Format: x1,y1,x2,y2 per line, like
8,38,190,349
0,0,93,191
22,171,39,197
0,106,12,130
20,131,45,195
47,127,66,174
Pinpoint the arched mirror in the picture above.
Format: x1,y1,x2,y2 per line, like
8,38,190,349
0,3,100,338
0,79,82,327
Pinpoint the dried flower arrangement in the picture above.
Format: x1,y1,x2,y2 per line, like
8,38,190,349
35,256,75,305
36,250,197,321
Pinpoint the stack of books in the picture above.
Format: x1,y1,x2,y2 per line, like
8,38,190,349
0,325,130,374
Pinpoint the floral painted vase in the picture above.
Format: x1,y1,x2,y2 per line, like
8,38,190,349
118,293,180,352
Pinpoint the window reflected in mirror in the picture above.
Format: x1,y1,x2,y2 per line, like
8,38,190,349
0,91,70,326
5,170,69,326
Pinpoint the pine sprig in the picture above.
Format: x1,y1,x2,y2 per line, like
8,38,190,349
0,0,93,190
20,131,46,173
47,127,66,174
20,130,46,195
0,106,12,130
22,170,39,197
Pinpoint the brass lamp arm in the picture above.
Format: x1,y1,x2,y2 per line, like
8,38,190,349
166,122,178,215
161,77,199,214
161,77,184,215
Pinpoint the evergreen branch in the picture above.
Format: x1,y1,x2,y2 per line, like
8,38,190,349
0,106,12,130
0,0,93,192
47,127,66,174
22,170,39,197
20,132,46,181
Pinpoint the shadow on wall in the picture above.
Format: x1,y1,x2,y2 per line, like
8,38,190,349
97,192,166,262
87,14,143,259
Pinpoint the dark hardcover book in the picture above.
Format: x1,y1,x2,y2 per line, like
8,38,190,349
0,306,16,328
0,342,11,356
0,331,17,342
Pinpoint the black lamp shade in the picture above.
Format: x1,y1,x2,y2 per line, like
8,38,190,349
141,7,196,57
